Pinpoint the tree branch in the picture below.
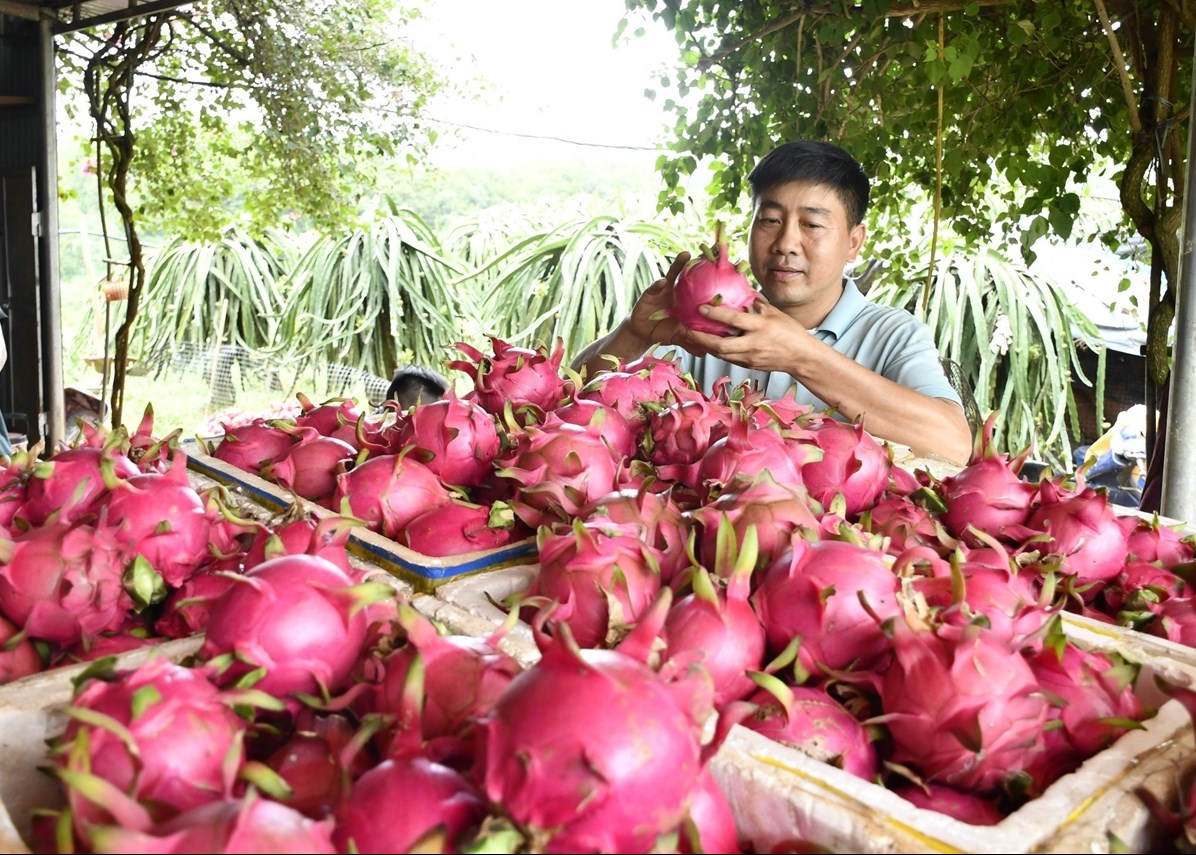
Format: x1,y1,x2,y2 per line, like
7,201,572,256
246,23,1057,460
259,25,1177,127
1094,0,1142,133
698,0,1005,71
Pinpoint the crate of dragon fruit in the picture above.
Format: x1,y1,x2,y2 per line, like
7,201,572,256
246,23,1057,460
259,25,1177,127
414,402,1196,853
185,433,537,593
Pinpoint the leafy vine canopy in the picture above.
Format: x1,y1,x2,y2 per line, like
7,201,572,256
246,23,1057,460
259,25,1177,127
56,0,450,242
622,0,1192,268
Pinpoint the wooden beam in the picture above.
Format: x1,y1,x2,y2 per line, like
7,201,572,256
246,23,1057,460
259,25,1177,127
0,1,42,22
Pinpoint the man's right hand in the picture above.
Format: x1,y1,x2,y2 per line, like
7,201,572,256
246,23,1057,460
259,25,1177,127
626,250,691,348
568,250,691,374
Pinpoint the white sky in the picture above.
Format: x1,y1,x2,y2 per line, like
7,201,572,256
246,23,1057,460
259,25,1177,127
410,0,681,168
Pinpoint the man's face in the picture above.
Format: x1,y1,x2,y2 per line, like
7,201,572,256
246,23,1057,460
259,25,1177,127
748,180,866,322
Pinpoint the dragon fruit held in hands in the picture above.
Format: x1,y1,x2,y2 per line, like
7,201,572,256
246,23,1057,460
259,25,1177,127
668,222,757,336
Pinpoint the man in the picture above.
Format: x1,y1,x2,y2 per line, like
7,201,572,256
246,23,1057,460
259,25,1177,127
385,364,449,411
571,140,973,464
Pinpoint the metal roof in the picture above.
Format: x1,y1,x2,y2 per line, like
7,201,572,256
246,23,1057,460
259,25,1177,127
0,0,195,34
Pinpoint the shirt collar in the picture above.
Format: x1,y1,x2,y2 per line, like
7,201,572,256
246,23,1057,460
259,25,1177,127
810,279,866,342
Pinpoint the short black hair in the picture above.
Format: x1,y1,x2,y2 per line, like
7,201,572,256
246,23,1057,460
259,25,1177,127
747,140,870,228
386,365,449,409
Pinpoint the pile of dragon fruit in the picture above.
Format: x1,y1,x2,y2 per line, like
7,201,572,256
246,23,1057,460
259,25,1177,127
31,560,746,854
4,333,1196,850
0,402,393,683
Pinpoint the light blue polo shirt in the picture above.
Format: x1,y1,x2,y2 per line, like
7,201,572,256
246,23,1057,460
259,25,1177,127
654,280,961,413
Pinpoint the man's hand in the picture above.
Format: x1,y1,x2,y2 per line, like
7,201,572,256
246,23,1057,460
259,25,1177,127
569,251,691,374
673,296,805,373
625,251,691,348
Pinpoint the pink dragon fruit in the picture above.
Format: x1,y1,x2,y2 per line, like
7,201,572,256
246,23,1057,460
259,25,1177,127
524,517,664,649
450,336,568,416
17,439,141,527
200,554,394,706
242,511,354,574
393,392,503,488
576,354,704,422
261,426,357,502
362,603,523,765
496,420,627,529
0,613,41,683
663,525,766,707
333,754,486,854
1026,635,1145,758
0,520,131,647
152,558,245,640
935,413,1038,546
578,484,693,584
1020,476,1131,592
797,416,893,516
86,789,337,854
52,657,249,838
742,674,879,781
398,496,527,557
544,396,641,460
97,453,215,589
696,416,821,502
871,617,1049,794
327,449,453,538
642,397,734,485
666,223,757,336
687,470,821,576
471,608,719,853
210,418,295,476
893,783,1005,825
752,537,902,675
679,768,742,855
263,710,374,820
293,392,363,448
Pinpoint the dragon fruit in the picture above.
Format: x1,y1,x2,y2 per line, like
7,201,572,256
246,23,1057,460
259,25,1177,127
398,496,526,557
688,470,821,576
471,609,719,853
200,554,394,706
797,416,893,516
525,517,663,649
496,420,627,529
1019,477,1132,593
871,617,1049,794
742,673,879,781
0,613,41,683
98,453,215,589
393,392,503,488
327,449,453,539
51,657,249,839
893,783,1005,825
935,413,1038,546
752,537,902,675
0,520,130,647
210,418,295,476
576,354,704,422
450,336,568,416
86,789,337,854
261,426,357,502
663,526,767,707
666,223,757,336
333,754,486,854
578,484,692,584
17,438,140,527
642,397,734,485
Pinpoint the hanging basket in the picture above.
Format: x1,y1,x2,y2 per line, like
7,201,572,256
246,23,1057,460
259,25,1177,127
101,278,129,302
